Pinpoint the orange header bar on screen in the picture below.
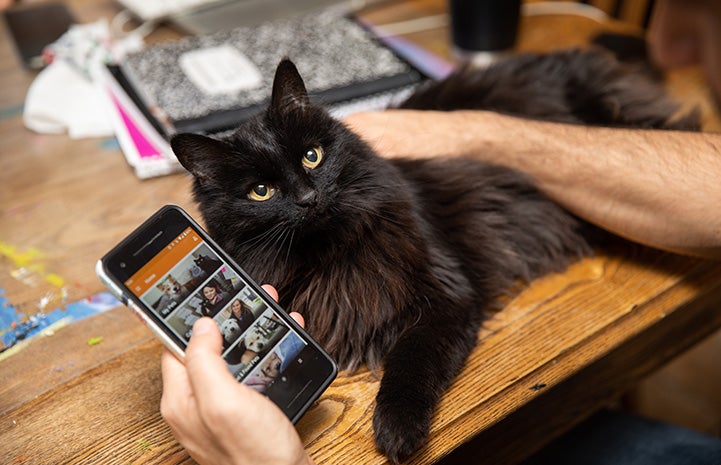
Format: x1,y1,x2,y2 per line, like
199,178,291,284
125,227,200,296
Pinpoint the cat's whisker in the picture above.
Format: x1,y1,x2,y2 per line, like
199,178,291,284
336,204,404,226
342,176,384,190
336,201,407,228
268,227,292,266
240,223,285,249
284,229,295,268
239,228,276,248
343,184,413,202
245,225,286,265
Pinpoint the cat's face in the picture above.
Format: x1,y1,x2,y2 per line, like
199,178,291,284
171,60,389,255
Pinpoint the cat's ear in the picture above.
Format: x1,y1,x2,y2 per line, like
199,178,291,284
270,59,310,117
171,133,228,181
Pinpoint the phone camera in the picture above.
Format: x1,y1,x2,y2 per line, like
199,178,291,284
120,262,126,268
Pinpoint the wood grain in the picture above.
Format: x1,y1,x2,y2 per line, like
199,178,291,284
3,249,720,465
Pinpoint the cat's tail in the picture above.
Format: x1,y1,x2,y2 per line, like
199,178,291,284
400,44,701,132
589,32,701,131
591,33,658,74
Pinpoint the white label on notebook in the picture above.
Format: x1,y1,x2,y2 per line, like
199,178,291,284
179,45,262,96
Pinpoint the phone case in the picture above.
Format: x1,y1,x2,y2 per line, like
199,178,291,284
96,205,337,422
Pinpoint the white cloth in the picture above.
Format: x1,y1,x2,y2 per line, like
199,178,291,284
23,59,113,139
22,19,144,139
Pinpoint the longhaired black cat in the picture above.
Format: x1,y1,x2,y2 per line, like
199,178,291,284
171,47,698,462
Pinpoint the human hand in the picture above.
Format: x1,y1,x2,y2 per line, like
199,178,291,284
160,284,314,465
343,110,466,158
344,109,527,164
647,0,721,102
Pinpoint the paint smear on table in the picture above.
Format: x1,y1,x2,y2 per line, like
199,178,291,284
0,290,121,360
0,241,66,289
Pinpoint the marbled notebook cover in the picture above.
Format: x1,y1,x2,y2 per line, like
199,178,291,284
120,10,424,134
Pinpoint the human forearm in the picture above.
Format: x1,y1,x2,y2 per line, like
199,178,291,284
501,114,721,259
344,110,721,258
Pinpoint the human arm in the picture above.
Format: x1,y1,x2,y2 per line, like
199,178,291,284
160,285,315,465
344,110,721,259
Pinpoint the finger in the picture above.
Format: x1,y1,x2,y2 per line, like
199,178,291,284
289,311,305,328
160,348,195,414
161,349,188,396
262,284,279,301
183,317,241,400
262,284,304,327
185,317,225,363
160,349,197,439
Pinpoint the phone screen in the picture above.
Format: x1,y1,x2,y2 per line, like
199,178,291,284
99,205,336,421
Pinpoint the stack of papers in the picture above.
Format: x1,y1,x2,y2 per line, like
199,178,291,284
98,10,450,178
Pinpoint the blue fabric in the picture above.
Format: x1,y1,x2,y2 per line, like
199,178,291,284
522,409,721,465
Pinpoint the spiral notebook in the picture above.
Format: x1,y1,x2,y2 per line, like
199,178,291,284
113,10,427,137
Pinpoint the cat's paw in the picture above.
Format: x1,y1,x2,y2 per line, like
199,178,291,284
372,400,432,463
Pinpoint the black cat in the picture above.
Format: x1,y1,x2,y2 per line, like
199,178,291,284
171,48,697,462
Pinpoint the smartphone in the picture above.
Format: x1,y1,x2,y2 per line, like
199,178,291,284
96,204,337,422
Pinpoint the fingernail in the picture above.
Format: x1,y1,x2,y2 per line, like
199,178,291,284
193,317,215,335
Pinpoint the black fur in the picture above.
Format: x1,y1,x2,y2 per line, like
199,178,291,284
171,49,698,462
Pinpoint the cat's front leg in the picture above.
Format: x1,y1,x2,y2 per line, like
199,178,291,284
373,319,479,463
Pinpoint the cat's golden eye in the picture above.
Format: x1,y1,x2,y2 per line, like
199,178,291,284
247,183,277,201
302,146,324,169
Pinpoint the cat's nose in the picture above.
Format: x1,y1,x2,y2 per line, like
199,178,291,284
296,189,318,208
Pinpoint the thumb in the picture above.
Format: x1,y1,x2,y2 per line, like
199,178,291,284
183,317,237,394
186,317,224,356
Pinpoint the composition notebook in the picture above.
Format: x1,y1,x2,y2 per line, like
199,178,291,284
114,10,428,137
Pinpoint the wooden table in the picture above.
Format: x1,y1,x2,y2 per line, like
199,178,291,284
2,1,721,464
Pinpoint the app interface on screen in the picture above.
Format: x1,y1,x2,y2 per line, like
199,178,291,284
125,227,307,393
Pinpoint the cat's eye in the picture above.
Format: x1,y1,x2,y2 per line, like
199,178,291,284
248,183,277,201
302,146,324,169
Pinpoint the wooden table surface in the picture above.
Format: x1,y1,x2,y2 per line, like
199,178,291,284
2,1,721,464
